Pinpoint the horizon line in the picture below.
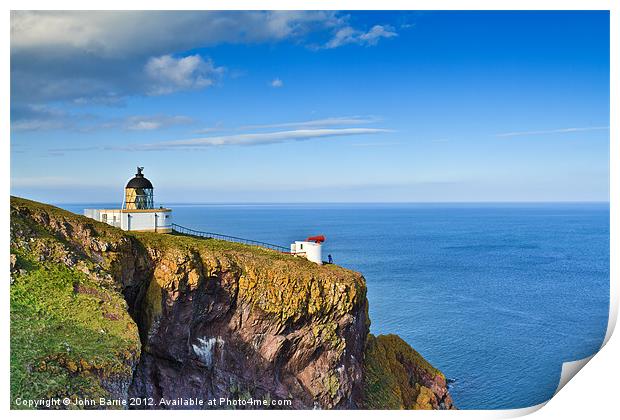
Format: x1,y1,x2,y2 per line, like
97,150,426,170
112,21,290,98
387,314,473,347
46,200,611,206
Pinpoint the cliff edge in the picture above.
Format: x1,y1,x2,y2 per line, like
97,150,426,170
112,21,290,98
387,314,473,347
10,197,454,409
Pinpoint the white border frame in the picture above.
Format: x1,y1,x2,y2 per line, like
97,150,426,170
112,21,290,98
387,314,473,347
3,2,617,418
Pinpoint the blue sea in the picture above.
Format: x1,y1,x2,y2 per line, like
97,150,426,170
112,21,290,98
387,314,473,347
58,202,609,409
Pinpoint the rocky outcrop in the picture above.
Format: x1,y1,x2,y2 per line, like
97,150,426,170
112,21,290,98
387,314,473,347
10,196,454,410
363,334,455,409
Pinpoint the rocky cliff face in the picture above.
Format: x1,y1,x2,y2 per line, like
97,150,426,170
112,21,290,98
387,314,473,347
10,197,454,410
128,230,368,409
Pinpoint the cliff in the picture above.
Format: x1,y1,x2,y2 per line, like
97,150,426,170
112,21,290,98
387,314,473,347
10,197,454,410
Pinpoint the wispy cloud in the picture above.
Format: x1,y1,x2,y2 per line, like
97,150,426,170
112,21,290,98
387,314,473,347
496,126,609,137
239,116,380,130
323,25,397,49
40,116,392,153
124,128,391,150
270,78,284,88
191,116,381,134
11,107,194,132
124,115,194,131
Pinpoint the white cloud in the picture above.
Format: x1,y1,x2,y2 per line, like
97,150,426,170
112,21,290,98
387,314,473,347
129,128,391,150
325,27,359,49
271,78,284,88
239,116,380,130
359,25,399,46
124,115,194,131
324,25,397,49
72,94,125,107
198,116,380,133
144,54,224,95
127,121,160,131
10,11,343,57
496,126,610,137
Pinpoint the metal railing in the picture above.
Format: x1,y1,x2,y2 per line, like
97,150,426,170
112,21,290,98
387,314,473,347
171,223,290,253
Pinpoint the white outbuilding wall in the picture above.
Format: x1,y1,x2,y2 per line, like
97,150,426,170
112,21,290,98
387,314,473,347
290,241,323,264
123,210,172,232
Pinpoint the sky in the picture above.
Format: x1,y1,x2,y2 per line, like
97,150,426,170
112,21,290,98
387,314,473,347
10,11,610,204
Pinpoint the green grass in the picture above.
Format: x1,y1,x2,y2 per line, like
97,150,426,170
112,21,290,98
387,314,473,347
10,252,140,408
11,196,126,244
134,230,296,262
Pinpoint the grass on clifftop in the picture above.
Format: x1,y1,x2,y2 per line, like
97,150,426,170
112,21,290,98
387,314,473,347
11,196,126,244
10,251,140,409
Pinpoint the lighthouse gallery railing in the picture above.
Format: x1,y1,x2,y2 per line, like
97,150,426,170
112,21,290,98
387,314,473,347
171,223,290,253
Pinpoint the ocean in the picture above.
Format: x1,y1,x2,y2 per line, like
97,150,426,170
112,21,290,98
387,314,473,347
58,202,609,409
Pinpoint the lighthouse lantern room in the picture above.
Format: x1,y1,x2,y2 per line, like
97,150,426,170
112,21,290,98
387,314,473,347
84,167,172,233
124,167,154,209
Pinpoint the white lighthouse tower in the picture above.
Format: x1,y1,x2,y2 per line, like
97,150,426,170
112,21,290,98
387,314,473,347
84,167,172,233
290,235,325,264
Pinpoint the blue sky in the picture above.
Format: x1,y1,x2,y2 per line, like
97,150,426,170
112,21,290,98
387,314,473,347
10,11,609,203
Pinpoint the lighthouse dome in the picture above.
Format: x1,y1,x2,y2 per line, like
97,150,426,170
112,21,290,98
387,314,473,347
126,167,153,189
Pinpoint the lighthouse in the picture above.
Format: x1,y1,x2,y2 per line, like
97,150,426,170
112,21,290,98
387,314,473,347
84,167,172,233
290,235,325,264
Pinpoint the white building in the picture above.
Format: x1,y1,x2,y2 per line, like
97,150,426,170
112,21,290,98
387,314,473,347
290,235,325,264
84,167,172,233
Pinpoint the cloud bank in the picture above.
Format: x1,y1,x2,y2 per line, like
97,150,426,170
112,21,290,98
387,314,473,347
11,11,398,106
